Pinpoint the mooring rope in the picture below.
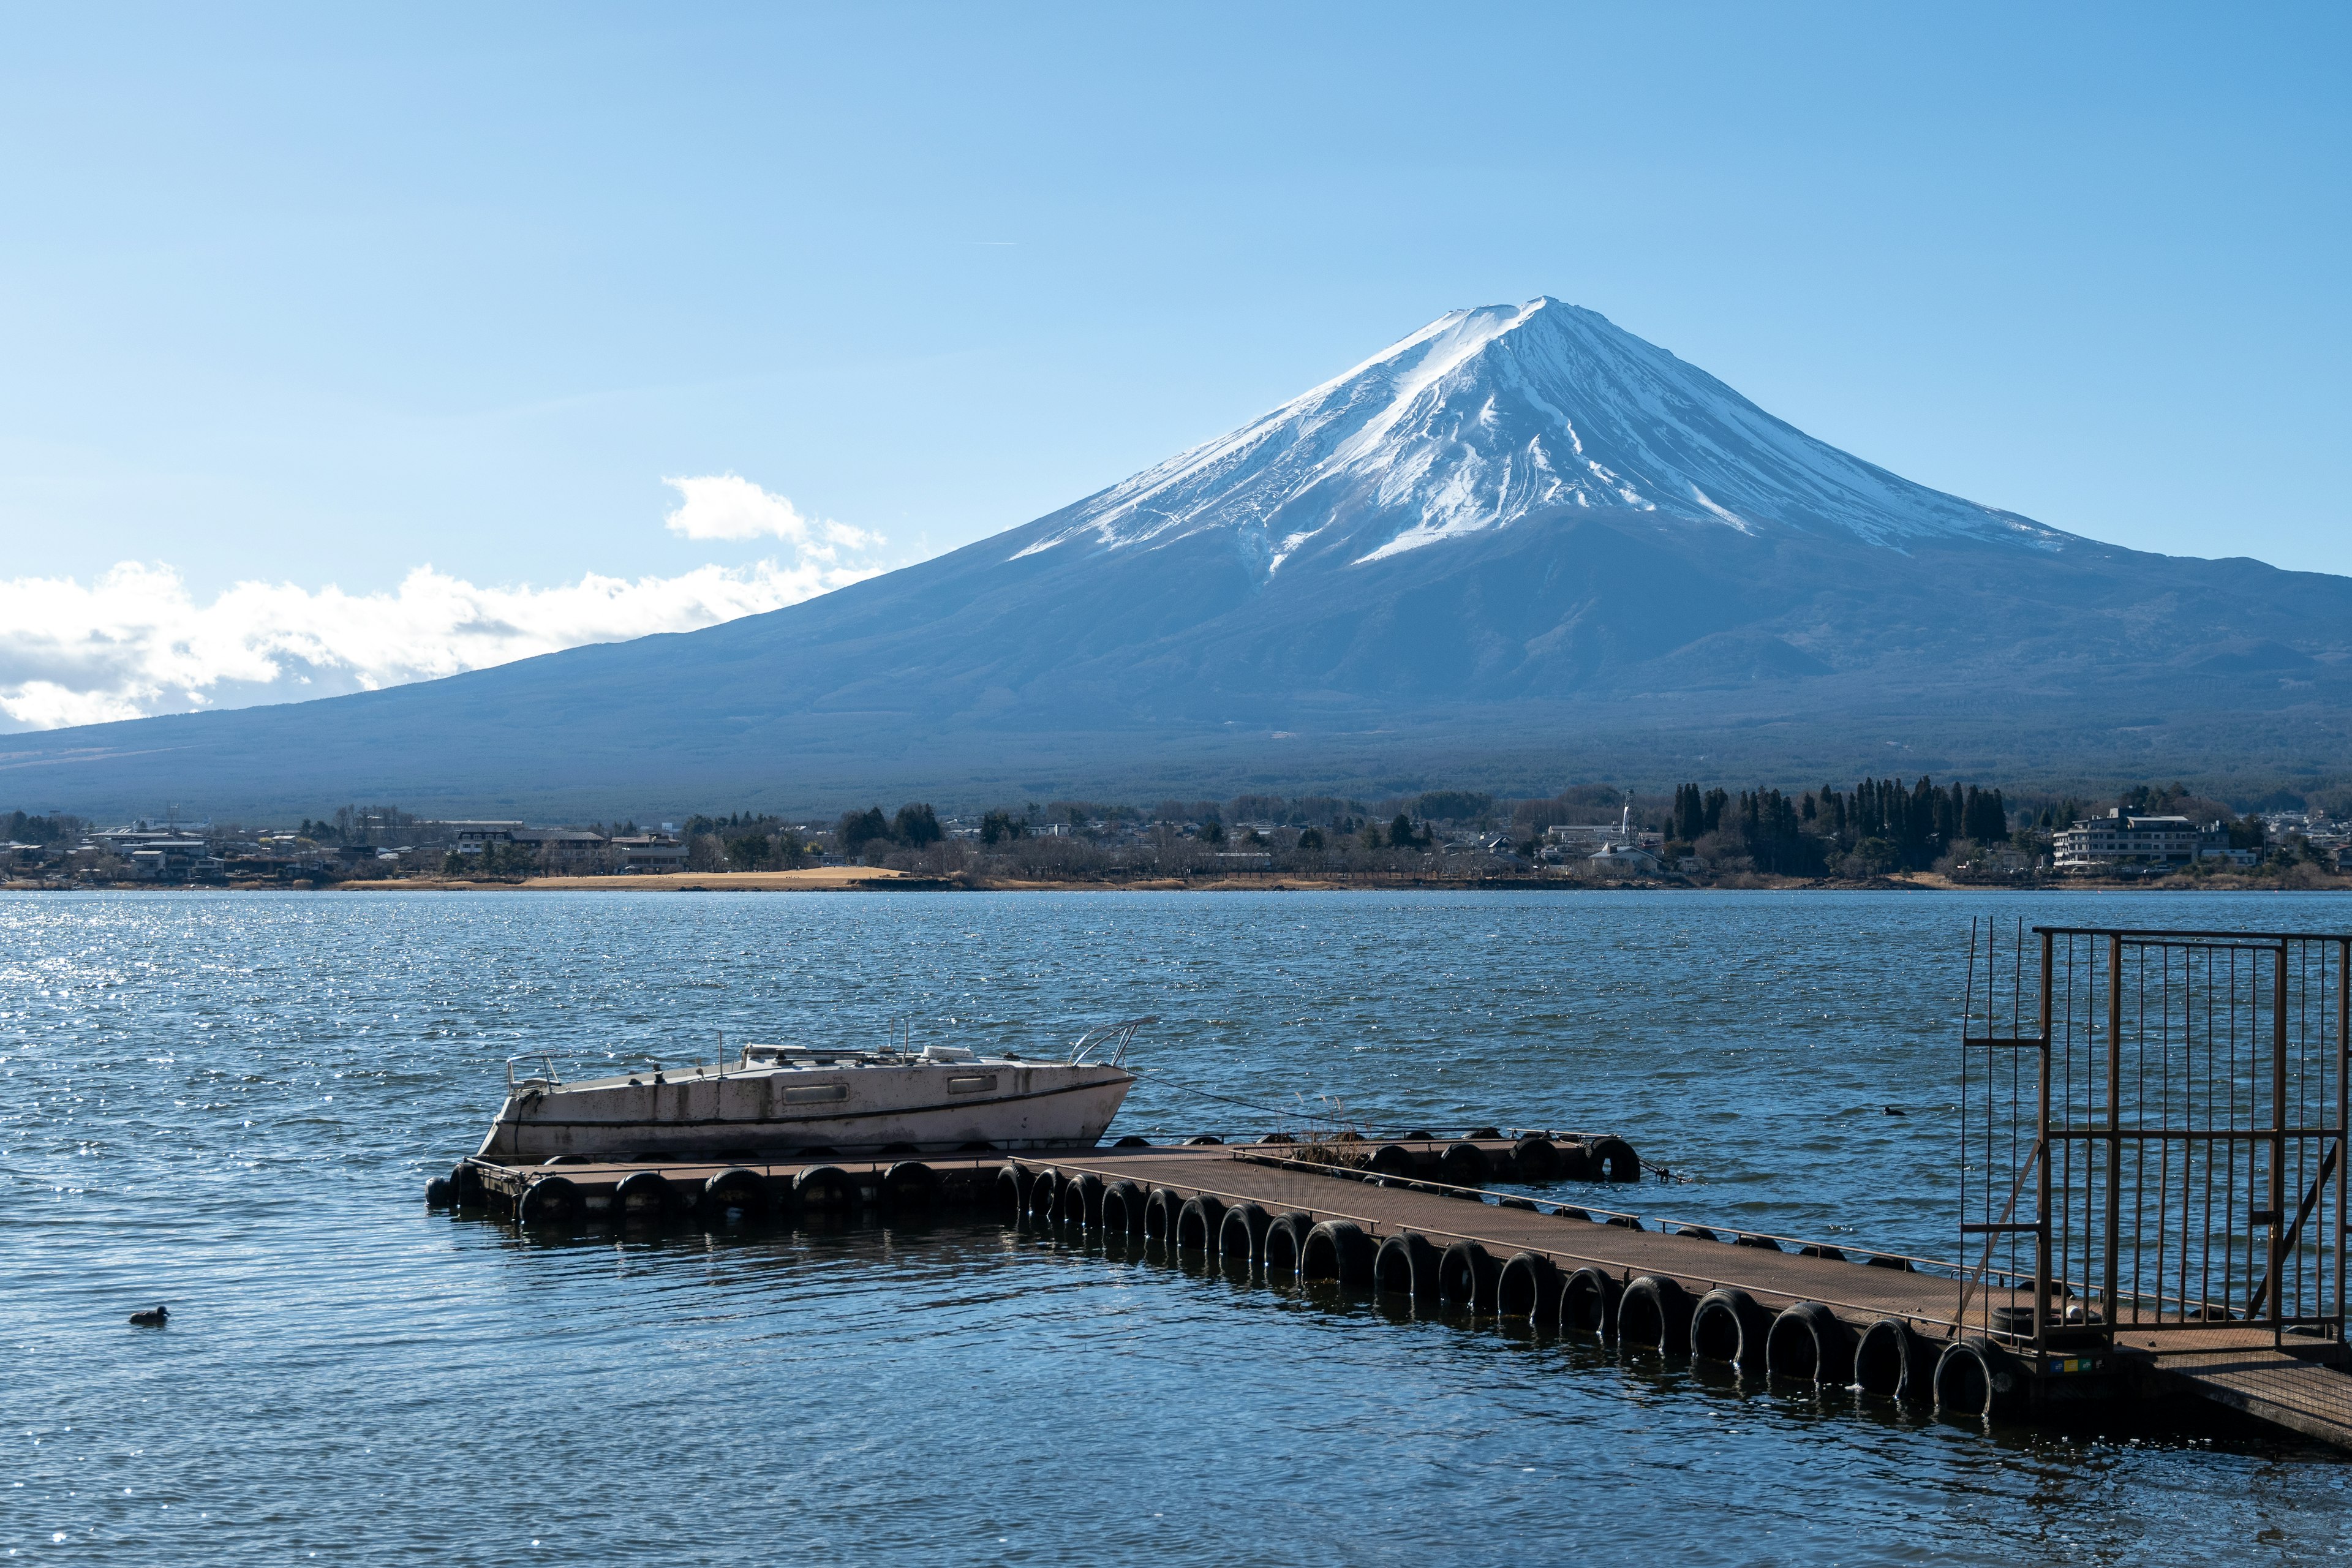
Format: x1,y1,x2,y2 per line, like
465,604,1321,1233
1114,1062,1305,1121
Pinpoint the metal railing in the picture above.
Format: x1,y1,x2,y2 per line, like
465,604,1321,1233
1961,921,2350,1357
1069,1016,1157,1068
504,1053,560,1093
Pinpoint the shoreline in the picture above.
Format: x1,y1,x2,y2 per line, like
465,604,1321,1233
6,869,2348,895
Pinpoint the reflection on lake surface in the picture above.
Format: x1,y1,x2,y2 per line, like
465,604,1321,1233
4,889,2348,1564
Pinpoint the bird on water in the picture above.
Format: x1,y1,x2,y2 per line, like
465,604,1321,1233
127,1305,168,1327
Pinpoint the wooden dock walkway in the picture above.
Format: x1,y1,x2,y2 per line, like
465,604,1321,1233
452,1140,2352,1452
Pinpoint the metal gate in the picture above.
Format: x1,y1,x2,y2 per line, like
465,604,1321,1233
1959,923,2349,1356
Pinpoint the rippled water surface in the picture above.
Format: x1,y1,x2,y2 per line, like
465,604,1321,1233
6,889,2350,1564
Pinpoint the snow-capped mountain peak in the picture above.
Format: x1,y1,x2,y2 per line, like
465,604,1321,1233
1016,297,2064,573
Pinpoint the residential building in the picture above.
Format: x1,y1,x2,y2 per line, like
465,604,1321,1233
447,821,528,854
609,834,687,872
2053,811,2233,872
510,828,608,873
127,839,223,881
1588,841,1664,873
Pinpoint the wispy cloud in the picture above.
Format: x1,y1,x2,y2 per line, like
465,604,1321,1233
1,481,887,731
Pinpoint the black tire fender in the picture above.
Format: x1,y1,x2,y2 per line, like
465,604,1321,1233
1142,1186,1184,1240
1588,1136,1640,1183
1853,1316,1931,1401
1101,1179,1146,1236
881,1161,939,1212
1496,1251,1561,1322
1373,1232,1442,1300
517,1174,581,1226
1438,1142,1491,1188
704,1166,772,1219
1301,1219,1376,1286
452,1162,487,1207
995,1163,1028,1221
1175,1194,1226,1251
1218,1201,1272,1264
1438,1240,1502,1310
1559,1266,1623,1338
1765,1302,1855,1383
1025,1167,1061,1219
1934,1336,2022,1417
514,1175,578,1222
1691,1286,1774,1367
788,1164,850,1213
1262,1211,1316,1277
1057,1170,1102,1226
1616,1275,1693,1352
613,1170,672,1218
1511,1136,1563,1182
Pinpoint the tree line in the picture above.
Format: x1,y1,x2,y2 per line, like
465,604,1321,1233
1668,777,2011,875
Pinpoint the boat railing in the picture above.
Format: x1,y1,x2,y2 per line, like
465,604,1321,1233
505,1053,562,1093
1069,1016,1158,1068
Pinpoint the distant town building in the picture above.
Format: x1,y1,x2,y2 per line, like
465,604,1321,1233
2053,810,2240,872
447,822,529,854
1583,796,1664,874
609,834,687,872
511,829,608,873
126,839,221,880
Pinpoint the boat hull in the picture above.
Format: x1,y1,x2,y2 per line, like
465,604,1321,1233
474,1061,1134,1163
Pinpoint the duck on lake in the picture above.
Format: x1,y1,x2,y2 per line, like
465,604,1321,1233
128,1305,168,1327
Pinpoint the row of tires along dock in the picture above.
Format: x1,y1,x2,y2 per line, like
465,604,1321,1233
437,1134,2352,1444
1001,1156,2016,1418
429,1130,1637,1224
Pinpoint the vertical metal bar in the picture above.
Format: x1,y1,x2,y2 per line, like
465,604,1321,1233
2339,937,2349,1343
2106,933,2123,1329
2011,919,2023,1316
1959,919,1974,1333
2274,943,2290,1346
2038,927,2054,1351
2154,943,2173,1321
1962,918,1976,1325
2299,941,2312,1324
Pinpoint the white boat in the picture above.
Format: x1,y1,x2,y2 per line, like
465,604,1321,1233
473,1018,1150,1163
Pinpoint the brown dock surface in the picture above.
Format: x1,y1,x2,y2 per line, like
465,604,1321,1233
1045,1146,1972,1329
2133,1339,2352,1449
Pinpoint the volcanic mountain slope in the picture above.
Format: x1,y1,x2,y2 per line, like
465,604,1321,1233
8,299,2351,817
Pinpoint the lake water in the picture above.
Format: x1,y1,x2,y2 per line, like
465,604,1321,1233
6,888,2350,1564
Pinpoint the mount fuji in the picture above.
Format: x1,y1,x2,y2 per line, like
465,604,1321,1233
1019,298,2061,570
9,299,2352,816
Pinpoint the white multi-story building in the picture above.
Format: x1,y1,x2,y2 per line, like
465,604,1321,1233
2053,811,2231,872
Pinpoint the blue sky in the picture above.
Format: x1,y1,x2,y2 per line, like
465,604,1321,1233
2,4,2346,726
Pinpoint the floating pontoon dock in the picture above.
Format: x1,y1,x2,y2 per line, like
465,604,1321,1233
442,1131,2352,1450
433,921,2352,1452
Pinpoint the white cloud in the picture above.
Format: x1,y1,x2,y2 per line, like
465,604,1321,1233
662,473,876,556
0,552,883,733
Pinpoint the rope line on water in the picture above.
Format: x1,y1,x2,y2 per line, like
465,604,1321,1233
1114,1062,1304,1121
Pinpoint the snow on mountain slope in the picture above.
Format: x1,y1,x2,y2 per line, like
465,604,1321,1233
1016,298,2067,573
